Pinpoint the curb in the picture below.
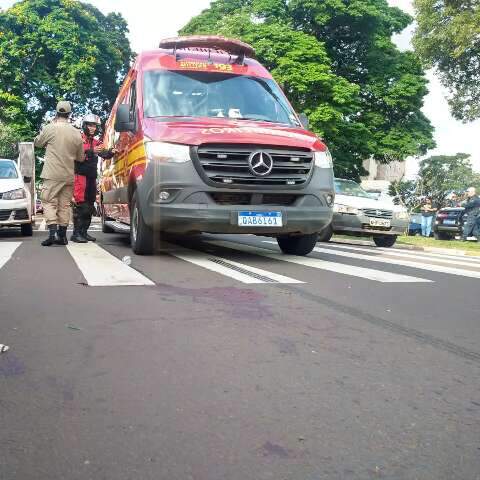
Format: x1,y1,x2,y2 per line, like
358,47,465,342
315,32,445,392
330,237,480,257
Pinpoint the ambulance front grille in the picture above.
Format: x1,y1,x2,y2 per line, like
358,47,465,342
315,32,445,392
194,144,314,187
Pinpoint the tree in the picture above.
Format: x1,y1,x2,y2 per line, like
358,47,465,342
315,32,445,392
181,0,435,179
389,178,424,211
413,0,480,122
0,121,20,159
0,0,133,136
417,153,480,207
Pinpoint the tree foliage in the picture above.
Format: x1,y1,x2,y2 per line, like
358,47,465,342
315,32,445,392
389,178,424,211
417,153,480,207
181,0,435,179
0,0,133,136
413,0,480,122
391,153,480,210
0,121,20,159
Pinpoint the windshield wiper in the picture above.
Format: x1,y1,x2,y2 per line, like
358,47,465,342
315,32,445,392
148,115,195,119
236,117,287,124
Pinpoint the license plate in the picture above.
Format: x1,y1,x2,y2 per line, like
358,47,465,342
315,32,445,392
370,218,391,227
443,219,456,225
238,211,283,227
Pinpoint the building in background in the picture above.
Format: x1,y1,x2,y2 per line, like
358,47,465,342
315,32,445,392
361,157,406,194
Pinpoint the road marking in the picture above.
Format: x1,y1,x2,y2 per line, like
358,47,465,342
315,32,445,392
309,244,480,279
66,243,154,287
207,240,432,283
327,242,480,264
168,245,304,284
320,243,480,268
0,242,22,270
376,246,480,264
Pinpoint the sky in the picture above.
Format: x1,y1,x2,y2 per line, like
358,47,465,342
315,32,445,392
1,0,478,176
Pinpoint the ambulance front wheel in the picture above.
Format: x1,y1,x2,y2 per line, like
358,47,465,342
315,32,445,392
130,191,154,255
276,232,318,256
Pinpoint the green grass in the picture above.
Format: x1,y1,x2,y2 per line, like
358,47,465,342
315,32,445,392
396,235,480,254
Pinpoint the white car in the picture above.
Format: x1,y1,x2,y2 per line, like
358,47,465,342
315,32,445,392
318,178,409,247
0,158,34,236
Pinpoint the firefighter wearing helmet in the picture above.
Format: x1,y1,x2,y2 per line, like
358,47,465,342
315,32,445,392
71,114,114,243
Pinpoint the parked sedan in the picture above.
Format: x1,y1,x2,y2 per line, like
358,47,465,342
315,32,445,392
318,179,409,247
0,158,34,236
433,207,465,240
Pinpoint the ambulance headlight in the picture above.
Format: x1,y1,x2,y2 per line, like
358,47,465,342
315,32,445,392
314,149,333,169
145,142,191,163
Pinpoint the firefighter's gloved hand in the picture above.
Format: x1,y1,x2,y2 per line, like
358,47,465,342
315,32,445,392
94,144,104,154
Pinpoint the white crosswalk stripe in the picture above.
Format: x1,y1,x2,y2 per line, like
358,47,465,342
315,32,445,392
375,245,480,263
33,225,103,232
66,242,154,287
308,244,480,279
208,240,432,283
0,242,22,270
33,219,102,232
318,242,480,268
166,244,304,284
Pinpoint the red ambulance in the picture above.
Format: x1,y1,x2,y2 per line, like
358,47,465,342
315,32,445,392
100,36,334,255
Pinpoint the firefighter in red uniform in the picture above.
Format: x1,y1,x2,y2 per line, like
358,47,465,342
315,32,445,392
71,114,114,243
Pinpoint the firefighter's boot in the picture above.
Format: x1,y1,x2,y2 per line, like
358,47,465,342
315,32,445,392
71,217,87,243
41,224,57,247
83,215,96,242
55,225,69,246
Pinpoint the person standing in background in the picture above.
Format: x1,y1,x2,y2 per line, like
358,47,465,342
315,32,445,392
34,101,84,246
461,187,480,241
420,198,436,237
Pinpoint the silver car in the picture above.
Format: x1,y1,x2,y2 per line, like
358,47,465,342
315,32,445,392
318,179,409,247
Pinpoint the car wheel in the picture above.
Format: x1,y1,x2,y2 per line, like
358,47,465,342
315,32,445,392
130,190,154,255
101,201,115,233
277,233,318,255
373,235,397,248
317,223,333,242
21,223,33,236
434,232,450,240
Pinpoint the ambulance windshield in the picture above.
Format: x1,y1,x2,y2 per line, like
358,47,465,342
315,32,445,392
143,70,300,127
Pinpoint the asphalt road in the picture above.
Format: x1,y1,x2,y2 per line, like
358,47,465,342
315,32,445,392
1,222,479,480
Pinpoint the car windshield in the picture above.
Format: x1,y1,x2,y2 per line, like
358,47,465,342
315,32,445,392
334,179,371,198
0,160,18,179
143,70,300,127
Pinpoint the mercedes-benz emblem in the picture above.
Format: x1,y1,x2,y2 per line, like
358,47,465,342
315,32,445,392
376,210,382,216
248,151,274,177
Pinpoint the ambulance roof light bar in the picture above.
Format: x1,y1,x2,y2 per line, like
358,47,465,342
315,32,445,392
158,35,255,65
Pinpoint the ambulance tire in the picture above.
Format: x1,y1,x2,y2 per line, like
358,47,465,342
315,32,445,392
276,233,318,256
130,191,154,255
21,222,33,236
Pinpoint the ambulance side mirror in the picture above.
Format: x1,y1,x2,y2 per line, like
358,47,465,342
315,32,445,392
115,104,135,132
